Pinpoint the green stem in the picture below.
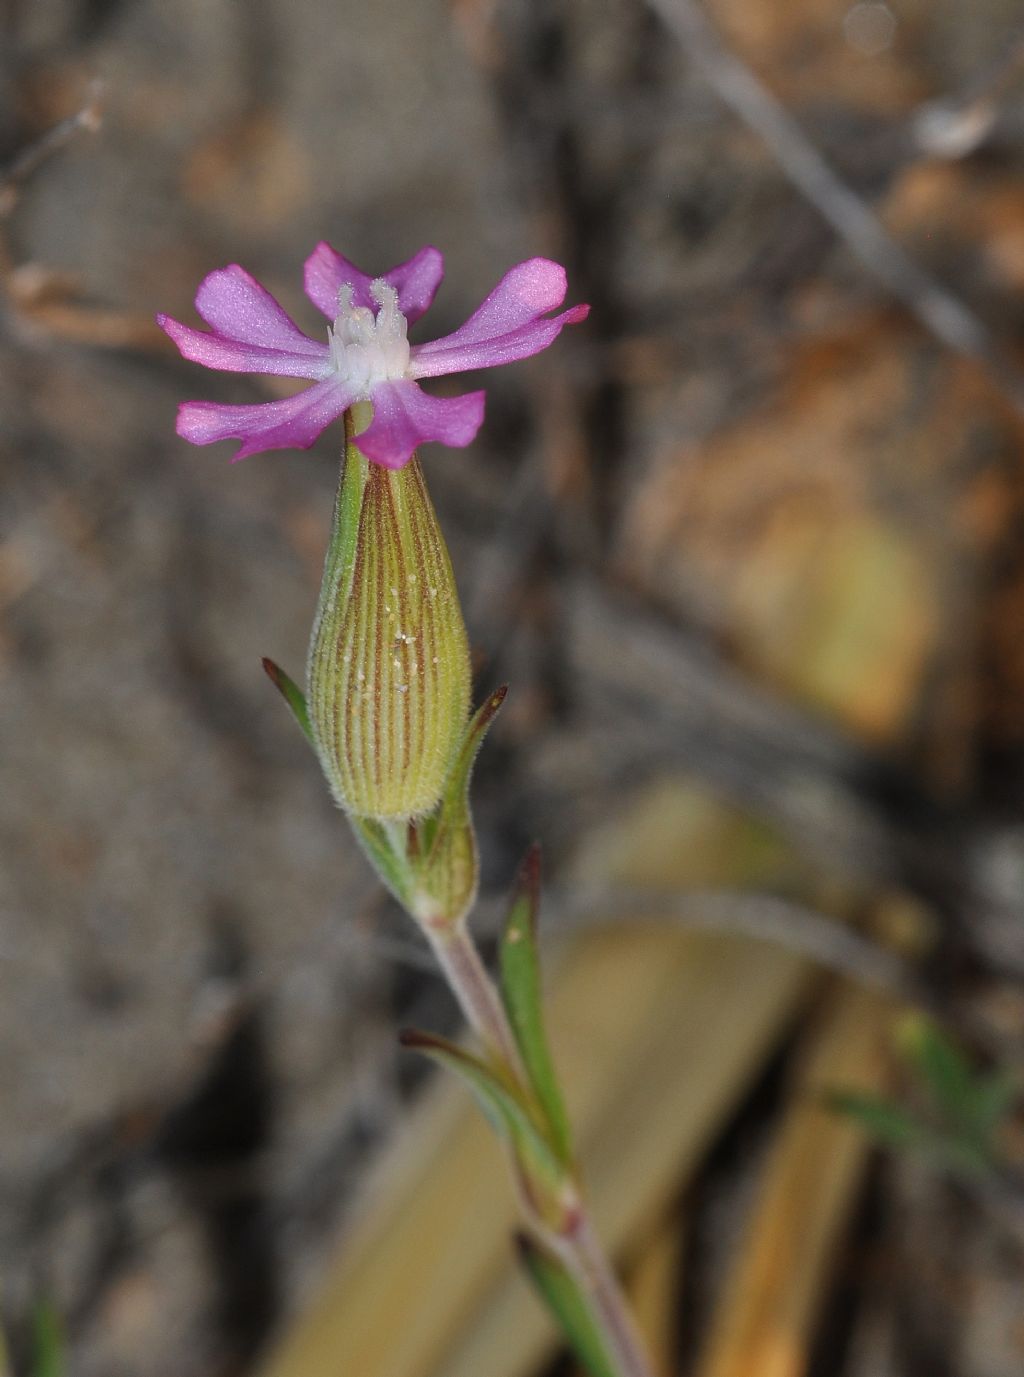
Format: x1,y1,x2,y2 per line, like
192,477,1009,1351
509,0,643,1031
419,916,656,1377
557,1212,654,1377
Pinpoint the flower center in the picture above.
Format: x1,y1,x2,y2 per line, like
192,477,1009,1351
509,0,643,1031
328,280,411,395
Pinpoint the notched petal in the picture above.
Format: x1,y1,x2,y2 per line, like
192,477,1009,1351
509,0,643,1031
410,303,589,380
158,313,329,379
355,382,485,469
381,246,445,323
304,242,377,319
305,242,446,324
175,378,352,461
409,257,589,379
192,264,324,353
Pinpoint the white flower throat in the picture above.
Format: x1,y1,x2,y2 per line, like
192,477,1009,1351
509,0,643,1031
328,280,411,395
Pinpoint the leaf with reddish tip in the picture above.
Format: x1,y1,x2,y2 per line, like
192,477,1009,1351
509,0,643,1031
500,846,573,1164
399,1026,569,1223
262,657,314,745
515,1233,619,1377
429,685,508,849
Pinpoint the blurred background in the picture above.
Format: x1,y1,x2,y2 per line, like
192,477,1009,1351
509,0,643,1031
3,1,1024,1375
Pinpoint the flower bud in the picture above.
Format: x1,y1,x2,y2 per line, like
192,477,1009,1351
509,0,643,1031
307,425,471,820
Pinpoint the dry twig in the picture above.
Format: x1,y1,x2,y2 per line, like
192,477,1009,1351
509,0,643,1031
0,81,162,351
0,81,104,219
645,0,1024,415
555,888,917,1001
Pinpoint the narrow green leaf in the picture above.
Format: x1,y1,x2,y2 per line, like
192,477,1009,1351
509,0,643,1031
348,816,414,908
261,657,314,745
827,1089,1004,1182
499,845,573,1164
515,1233,619,1377
903,1017,975,1119
414,686,508,922
438,686,508,827
399,1027,567,1211
825,1089,925,1149
31,1301,65,1377
429,685,508,846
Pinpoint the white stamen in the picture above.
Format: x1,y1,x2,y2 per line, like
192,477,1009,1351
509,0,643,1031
327,279,411,395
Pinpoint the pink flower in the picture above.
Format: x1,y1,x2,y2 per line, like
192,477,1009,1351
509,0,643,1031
158,245,589,469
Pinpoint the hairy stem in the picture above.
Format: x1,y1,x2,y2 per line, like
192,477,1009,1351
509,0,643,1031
421,918,656,1377
559,1211,655,1377
424,921,524,1075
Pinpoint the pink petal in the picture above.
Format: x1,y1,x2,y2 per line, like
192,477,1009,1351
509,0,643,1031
175,378,353,462
304,243,444,323
440,259,570,343
193,265,325,355
158,314,330,378
303,244,375,318
410,303,589,379
383,246,445,323
409,258,589,378
354,381,485,469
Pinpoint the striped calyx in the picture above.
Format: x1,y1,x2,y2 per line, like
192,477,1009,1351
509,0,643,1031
306,423,471,820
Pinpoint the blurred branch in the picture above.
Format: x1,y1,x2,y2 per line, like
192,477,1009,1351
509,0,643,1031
376,872,1021,1066
5,288,164,350
556,889,918,1000
0,81,161,351
563,570,1024,979
645,0,1024,415
0,81,104,218
327,884,913,1006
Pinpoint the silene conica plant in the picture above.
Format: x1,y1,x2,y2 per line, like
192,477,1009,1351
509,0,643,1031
160,244,655,1377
